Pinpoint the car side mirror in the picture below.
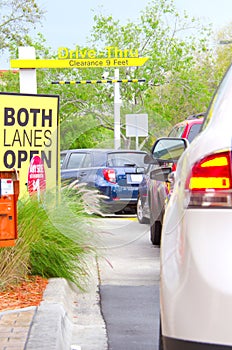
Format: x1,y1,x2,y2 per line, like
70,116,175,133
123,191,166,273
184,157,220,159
144,153,156,164
144,153,168,166
150,167,172,182
151,137,189,162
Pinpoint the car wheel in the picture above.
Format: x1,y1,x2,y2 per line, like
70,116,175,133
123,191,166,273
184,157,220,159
150,220,162,246
137,195,149,224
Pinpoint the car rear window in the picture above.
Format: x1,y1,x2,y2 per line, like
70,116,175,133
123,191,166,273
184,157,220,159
107,152,146,167
187,123,202,142
168,125,185,138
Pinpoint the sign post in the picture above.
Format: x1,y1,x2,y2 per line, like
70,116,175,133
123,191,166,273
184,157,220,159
18,46,37,94
114,68,122,149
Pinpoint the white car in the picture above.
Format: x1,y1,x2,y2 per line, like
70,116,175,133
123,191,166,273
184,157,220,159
156,63,232,349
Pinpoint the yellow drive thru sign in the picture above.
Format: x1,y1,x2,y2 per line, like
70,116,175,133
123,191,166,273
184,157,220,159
10,57,149,69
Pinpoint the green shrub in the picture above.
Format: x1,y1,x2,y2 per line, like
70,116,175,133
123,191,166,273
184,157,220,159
0,182,102,291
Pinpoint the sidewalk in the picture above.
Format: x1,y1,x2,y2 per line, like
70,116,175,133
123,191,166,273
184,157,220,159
0,306,36,350
0,258,108,350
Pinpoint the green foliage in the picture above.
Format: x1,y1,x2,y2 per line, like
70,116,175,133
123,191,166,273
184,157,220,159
214,22,232,82
144,58,216,130
0,195,43,289
29,230,90,288
0,70,20,93
60,113,114,150
88,0,215,142
0,184,102,291
0,0,44,53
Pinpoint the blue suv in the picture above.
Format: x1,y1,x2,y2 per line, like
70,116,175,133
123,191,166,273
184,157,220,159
61,148,147,214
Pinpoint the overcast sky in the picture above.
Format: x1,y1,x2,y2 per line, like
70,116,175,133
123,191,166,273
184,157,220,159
1,0,232,68
36,0,232,50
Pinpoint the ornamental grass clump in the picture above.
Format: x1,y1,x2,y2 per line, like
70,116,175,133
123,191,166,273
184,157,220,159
0,181,103,291
0,198,44,289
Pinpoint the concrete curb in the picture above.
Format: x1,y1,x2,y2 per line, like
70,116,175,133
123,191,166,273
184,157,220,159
25,256,108,350
25,278,77,350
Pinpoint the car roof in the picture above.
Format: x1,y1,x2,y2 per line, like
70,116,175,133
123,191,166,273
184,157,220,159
174,113,205,127
60,148,147,154
186,112,205,120
177,117,204,128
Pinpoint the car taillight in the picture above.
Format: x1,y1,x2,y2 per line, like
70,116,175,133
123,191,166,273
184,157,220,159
103,169,116,183
171,163,177,172
184,151,232,208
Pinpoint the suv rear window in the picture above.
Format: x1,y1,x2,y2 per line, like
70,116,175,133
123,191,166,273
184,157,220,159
107,152,146,167
168,125,185,138
187,123,202,142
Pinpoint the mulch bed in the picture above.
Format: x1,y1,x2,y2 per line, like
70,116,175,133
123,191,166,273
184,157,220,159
0,276,48,312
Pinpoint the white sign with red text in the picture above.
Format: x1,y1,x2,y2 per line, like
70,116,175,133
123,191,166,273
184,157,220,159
28,155,46,196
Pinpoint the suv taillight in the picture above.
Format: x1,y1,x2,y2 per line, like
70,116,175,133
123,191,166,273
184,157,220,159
184,151,232,208
103,169,116,183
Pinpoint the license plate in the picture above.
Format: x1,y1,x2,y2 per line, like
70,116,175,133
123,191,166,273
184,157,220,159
127,174,143,183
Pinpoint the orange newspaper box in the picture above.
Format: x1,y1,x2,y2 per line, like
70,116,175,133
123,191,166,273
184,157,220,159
0,170,19,247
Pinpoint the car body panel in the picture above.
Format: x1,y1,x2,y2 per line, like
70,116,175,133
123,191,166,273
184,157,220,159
160,64,232,348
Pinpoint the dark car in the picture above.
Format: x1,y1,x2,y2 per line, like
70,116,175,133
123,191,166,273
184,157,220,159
137,113,205,245
61,148,147,214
